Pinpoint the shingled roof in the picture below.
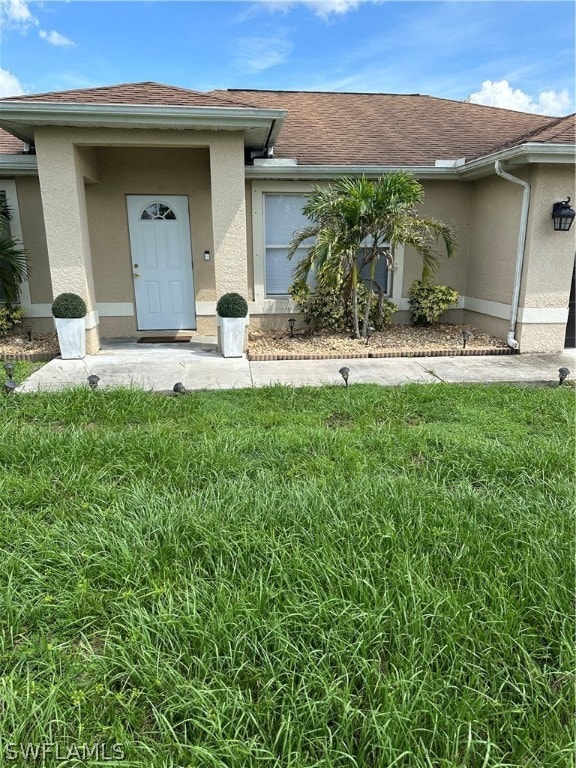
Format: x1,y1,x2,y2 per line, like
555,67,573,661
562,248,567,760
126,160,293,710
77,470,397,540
1,82,573,166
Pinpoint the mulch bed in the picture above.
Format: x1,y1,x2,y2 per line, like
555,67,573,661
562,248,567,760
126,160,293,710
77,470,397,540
248,323,514,361
0,331,60,362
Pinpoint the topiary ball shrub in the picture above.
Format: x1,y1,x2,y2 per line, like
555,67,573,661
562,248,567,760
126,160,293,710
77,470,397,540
51,293,87,319
216,293,248,318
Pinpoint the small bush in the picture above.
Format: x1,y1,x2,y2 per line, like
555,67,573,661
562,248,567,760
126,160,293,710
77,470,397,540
216,293,248,318
51,293,87,319
409,280,459,326
0,305,23,336
289,281,396,334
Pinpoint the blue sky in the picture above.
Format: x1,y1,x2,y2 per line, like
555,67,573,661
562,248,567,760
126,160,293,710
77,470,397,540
1,0,574,114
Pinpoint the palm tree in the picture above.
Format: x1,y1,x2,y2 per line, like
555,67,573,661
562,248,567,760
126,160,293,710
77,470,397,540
0,199,28,306
288,173,456,337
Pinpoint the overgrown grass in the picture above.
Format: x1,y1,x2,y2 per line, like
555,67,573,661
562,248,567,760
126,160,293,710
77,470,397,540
0,360,44,385
0,384,574,767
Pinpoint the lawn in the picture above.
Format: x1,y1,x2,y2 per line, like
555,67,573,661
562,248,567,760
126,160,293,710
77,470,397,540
0,384,574,768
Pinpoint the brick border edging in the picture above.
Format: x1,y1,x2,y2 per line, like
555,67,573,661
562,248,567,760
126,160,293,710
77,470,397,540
1,352,59,362
248,348,517,362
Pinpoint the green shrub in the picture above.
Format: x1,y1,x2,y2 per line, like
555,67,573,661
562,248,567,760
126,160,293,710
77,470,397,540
0,304,23,336
409,280,459,326
289,280,397,334
51,293,87,319
216,292,248,318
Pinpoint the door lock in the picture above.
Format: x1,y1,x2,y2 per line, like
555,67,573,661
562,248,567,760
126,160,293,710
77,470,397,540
133,272,140,278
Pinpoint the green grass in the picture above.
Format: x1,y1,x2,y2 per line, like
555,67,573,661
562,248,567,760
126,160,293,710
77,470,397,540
0,384,574,767
0,360,44,385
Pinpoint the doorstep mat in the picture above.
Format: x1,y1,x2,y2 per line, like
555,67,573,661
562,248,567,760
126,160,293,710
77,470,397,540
137,336,193,344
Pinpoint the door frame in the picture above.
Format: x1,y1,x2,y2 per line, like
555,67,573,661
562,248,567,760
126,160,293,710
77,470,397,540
126,194,196,331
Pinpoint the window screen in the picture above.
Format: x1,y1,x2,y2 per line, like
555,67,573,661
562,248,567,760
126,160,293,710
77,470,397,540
264,195,312,296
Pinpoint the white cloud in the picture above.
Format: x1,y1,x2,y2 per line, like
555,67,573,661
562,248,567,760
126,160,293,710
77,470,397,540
39,29,76,47
234,35,292,73
2,0,36,27
251,0,373,19
1,0,76,46
0,68,25,97
469,79,573,116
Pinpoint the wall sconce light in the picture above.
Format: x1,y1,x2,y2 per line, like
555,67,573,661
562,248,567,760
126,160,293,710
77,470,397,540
552,198,575,232
204,250,210,261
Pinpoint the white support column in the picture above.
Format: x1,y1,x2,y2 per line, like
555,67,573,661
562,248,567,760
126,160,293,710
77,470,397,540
209,134,248,299
34,130,100,353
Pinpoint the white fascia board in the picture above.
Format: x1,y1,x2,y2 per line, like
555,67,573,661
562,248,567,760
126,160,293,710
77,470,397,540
460,143,575,179
0,102,286,149
245,164,462,180
0,154,38,175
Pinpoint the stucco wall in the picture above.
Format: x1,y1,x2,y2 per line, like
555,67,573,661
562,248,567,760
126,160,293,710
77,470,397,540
15,177,52,303
402,180,472,298
467,172,528,304
86,146,215,314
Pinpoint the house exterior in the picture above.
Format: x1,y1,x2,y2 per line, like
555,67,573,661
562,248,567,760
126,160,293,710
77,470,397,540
0,81,574,354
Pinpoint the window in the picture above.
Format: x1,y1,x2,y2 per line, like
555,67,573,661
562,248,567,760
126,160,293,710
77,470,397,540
140,202,176,221
264,194,311,296
263,193,391,298
0,192,10,303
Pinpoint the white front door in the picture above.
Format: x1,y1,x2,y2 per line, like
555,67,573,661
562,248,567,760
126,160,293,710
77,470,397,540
127,195,196,330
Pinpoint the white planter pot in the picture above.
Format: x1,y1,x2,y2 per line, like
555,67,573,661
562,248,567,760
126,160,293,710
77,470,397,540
54,317,86,359
219,316,246,358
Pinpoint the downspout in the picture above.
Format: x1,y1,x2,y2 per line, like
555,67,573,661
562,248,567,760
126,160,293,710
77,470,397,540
494,160,530,350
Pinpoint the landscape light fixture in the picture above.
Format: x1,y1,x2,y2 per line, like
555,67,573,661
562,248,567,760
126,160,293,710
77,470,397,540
4,379,17,395
551,198,575,232
339,366,350,387
87,374,100,390
288,317,296,338
462,329,473,348
173,382,186,394
558,367,570,386
365,325,375,345
25,325,33,342
4,361,15,379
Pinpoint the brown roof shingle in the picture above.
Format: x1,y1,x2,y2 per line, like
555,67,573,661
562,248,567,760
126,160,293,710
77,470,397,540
1,82,573,165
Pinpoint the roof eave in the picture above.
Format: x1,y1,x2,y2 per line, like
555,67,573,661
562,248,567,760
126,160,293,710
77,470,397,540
0,102,286,150
0,154,38,175
245,164,463,180
459,142,576,179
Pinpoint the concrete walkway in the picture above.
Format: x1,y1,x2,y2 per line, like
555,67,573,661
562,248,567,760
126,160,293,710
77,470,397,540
16,337,576,393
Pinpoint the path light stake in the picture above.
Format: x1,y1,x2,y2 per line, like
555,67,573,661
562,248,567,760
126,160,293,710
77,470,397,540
173,382,186,395
87,374,100,390
4,379,17,395
558,367,570,386
365,326,375,345
4,362,15,379
288,317,296,338
25,325,33,342
462,329,473,349
339,366,350,387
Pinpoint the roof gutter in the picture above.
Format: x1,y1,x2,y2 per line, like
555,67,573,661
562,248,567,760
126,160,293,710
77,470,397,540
494,160,531,350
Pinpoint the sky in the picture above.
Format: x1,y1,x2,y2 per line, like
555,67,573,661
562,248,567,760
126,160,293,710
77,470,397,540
0,0,574,115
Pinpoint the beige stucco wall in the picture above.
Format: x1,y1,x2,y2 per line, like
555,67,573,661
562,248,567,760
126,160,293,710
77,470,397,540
517,163,575,351
466,172,527,304
86,145,214,305
29,126,248,343
15,176,52,304
402,180,472,298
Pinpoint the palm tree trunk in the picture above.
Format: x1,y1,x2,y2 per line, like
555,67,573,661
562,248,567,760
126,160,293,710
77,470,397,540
351,262,360,338
361,257,377,337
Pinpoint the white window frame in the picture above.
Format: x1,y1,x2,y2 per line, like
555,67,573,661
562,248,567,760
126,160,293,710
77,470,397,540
251,180,405,314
